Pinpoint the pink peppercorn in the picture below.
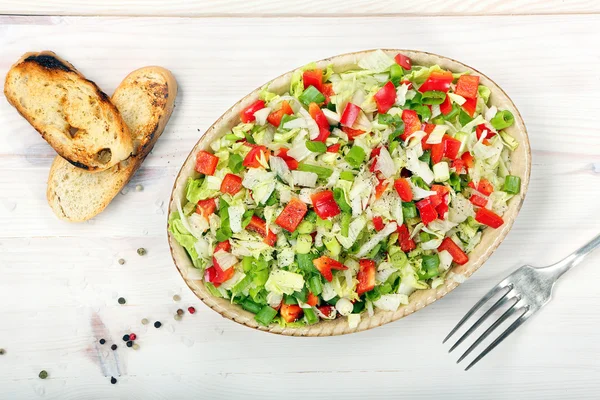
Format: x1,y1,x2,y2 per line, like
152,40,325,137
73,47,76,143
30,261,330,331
188,307,196,314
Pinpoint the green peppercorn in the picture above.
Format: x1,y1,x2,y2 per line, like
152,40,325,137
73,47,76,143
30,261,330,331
118,297,126,305
141,318,149,325
39,370,48,379
137,248,147,256
118,259,125,265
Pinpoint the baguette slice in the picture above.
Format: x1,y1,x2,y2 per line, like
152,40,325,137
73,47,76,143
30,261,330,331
4,51,133,171
47,67,177,222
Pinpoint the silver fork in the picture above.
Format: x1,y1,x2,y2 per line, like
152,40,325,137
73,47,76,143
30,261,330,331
444,233,600,370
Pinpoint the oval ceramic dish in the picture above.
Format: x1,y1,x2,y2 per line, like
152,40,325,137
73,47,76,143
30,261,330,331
168,49,531,336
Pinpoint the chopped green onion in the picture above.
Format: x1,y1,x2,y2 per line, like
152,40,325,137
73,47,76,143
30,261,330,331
228,154,244,173
316,217,333,229
389,140,400,155
242,256,254,272
294,286,308,303
243,131,256,144
478,85,491,104
241,298,262,314
444,104,460,121
458,109,473,126
225,133,239,141
296,234,313,254
306,140,327,153
345,146,366,169
402,202,417,219
304,307,319,325
340,171,355,181
297,163,333,179
305,210,317,223
390,64,403,86
389,249,408,268
490,110,515,130
413,105,431,120
341,212,352,237
254,306,278,326
420,254,440,280
333,188,352,213
284,294,298,305
421,91,447,105
296,252,317,272
419,232,431,242
308,275,323,296
431,116,445,125
296,220,315,234
419,150,431,164
298,85,325,106
502,175,521,194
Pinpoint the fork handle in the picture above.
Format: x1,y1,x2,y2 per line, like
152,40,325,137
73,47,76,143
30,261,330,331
545,233,600,280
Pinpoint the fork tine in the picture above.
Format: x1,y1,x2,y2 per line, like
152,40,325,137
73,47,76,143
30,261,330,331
465,309,533,371
443,281,512,344
448,288,513,353
456,298,522,364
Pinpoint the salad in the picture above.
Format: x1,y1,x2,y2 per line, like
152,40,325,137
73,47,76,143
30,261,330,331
169,50,521,328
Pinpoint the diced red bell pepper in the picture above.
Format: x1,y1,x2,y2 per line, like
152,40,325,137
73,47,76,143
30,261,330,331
419,70,453,93
444,135,462,160
372,216,385,232
321,83,334,105
246,215,277,246
312,256,348,282
455,75,480,99
469,178,494,196
370,146,382,167
342,126,366,140
327,143,341,153
394,53,412,70
475,207,504,229
374,180,388,200
310,190,340,219
462,151,475,169
204,266,218,283
280,303,303,323
429,184,449,209
275,198,308,233
243,145,269,168
440,94,453,115
308,102,330,142
416,198,438,225
470,193,489,208
340,103,361,127
452,159,466,174
214,240,231,253
303,69,323,92
267,100,293,127
401,80,413,89
220,173,243,195
462,96,477,117
357,259,377,296
240,100,265,123
206,262,236,288
397,223,416,252
436,201,449,219
431,141,444,165
437,237,469,265
374,81,396,114
421,123,436,150
306,292,319,307
196,198,217,219
317,305,336,319
475,124,496,141
401,109,422,141
276,148,298,170
195,151,219,175
394,178,413,202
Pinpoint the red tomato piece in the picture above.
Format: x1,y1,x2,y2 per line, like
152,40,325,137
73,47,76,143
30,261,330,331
280,303,303,323
308,102,331,142
312,256,348,282
357,259,377,296
397,223,416,252
374,180,388,200
462,96,477,117
416,198,438,225
303,69,323,92
214,240,231,253
340,103,361,127
196,198,217,219
400,109,422,141
394,178,413,202
475,124,496,141
321,83,335,105
418,70,453,93
374,81,396,114
372,216,385,232
455,75,480,99
195,151,219,175
306,292,319,307
246,215,277,246
240,100,265,123
444,135,462,160
276,148,299,170
267,100,293,127
475,207,504,229
220,173,243,195
310,191,341,219
275,198,308,233
243,145,269,168
394,53,412,70
342,126,366,140
470,193,489,208
437,237,469,265
327,143,341,153
440,94,453,115
462,151,475,169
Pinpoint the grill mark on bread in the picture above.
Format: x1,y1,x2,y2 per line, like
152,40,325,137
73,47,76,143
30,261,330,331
23,54,73,72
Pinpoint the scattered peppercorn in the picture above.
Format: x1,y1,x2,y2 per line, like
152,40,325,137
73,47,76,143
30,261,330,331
135,184,143,192
174,314,182,321
122,334,130,342
126,341,133,348
129,333,137,341
141,318,149,325
176,309,184,316
39,370,48,379
173,294,181,302
111,344,117,351
133,344,140,350
99,339,106,345
0,348,5,355
188,307,196,314
154,321,162,328
111,377,117,384
118,297,126,305
118,258,125,265
137,248,147,256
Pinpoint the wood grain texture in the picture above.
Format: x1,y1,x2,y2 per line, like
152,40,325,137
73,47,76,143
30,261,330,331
0,14,600,399
0,0,599,17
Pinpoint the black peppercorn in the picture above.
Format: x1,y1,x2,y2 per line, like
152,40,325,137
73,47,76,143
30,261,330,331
154,321,162,328
111,344,117,351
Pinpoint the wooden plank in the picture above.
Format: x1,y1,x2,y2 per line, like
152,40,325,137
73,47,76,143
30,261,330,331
0,0,599,17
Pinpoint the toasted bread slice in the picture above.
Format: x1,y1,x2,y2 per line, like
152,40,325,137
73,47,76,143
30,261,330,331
4,51,133,171
46,67,177,222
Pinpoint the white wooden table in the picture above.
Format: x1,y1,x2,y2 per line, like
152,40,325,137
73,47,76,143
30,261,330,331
1,2,600,399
